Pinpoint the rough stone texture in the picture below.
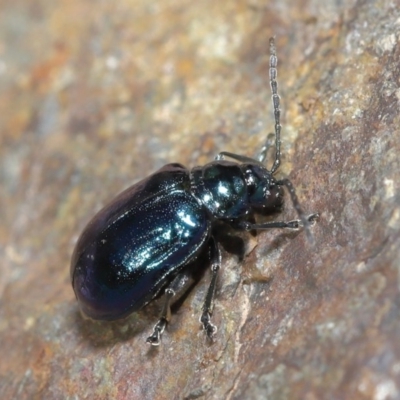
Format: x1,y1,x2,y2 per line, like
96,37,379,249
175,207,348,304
1,0,400,399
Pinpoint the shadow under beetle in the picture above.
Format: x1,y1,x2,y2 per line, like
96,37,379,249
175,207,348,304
71,38,318,346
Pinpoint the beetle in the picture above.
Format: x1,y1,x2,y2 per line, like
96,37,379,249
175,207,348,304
71,38,318,345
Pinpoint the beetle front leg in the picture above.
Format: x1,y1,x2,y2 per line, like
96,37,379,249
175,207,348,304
276,178,318,244
147,269,195,346
235,213,319,231
200,238,221,340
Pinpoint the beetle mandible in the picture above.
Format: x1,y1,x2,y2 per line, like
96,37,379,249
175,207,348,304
71,38,318,345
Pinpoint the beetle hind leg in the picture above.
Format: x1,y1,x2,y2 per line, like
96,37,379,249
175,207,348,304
200,238,221,341
146,269,195,346
146,288,175,346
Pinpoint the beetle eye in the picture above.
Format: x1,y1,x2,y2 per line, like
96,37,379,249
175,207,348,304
243,164,284,213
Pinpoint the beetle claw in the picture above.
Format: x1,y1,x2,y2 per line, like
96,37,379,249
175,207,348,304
146,332,161,346
201,312,217,340
146,319,167,346
205,323,217,340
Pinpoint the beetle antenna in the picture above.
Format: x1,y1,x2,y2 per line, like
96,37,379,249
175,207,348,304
269,37,281,174
257,38,283,172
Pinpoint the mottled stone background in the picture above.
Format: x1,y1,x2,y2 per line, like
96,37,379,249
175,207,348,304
1,0,399,399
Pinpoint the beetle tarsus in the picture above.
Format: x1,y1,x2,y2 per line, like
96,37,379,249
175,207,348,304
287,213,319,229
201,312,217,340
307,213,320,224
146,319,167,346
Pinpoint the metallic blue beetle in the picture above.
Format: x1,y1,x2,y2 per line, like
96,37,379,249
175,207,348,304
71,38,317,345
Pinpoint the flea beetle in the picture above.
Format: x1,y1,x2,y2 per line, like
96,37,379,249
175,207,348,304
71,38,318,345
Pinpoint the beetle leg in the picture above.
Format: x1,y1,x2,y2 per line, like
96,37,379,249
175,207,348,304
235,213,319,231
146,269,195,346
200,238,221,340
276,178,318,244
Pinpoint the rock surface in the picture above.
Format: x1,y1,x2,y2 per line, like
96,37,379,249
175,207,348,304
1,0,400,399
